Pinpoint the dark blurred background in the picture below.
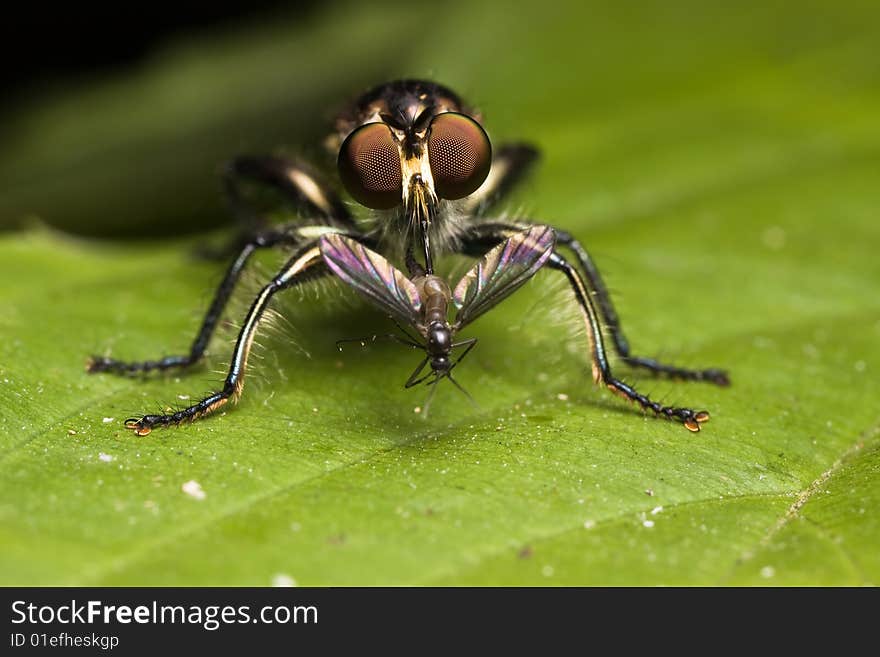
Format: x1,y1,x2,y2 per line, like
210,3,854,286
2,1,878,240
2,4,310,103
1,0,361,238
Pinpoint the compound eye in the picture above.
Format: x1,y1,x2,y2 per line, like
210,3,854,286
428,113,492,200
338,123,402,209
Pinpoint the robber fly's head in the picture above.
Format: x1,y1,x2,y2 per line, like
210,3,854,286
334,80,492,224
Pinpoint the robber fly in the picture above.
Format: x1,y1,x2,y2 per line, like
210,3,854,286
87,79,728,435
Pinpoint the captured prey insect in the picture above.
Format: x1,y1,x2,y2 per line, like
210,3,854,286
321,224,556,409
86,79,729,435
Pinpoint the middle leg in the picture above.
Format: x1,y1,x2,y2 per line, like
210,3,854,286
88,226,349,376
545,250,710,431
464,221,729,385
458,228,713,431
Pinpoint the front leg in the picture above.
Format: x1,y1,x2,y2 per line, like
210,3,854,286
121,240,329,435
458,227,714,432
466,221,729,385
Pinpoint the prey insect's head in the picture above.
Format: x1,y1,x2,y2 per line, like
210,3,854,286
335,80,492,257
405,338,479,417
403,325,478,409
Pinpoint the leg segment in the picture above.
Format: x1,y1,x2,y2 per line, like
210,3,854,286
223,155,356,230
461,144,540,215
546,251,709,431
458,228,714,431
464,221,729,385
123,241,328,434
193,155,358,261
336,334,423,350
88,228,303,376
450,338,478,370
553,228,728,385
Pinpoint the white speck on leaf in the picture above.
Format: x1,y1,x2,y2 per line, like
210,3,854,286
643,520,655,528
182,480,206,500
650,506,663,515
272,574,297,587
98,453,113,463
102,417,114,423
760,566,775,579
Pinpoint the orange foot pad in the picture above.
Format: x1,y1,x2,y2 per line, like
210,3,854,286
124,419,152,436
684,411,711,432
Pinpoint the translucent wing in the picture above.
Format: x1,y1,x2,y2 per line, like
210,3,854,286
453,224,556,328
319,234,422,326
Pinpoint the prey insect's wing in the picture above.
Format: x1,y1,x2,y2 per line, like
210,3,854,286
319,233,422,326
453,224,556,329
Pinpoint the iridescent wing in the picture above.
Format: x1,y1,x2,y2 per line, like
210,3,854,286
453,225,556,329
319,234,422,326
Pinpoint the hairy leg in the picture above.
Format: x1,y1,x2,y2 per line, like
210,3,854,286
88,226,342,375
459,228,714,431
120,240,328,434
464,220,729,385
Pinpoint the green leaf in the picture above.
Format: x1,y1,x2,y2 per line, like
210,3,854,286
1,0,879,585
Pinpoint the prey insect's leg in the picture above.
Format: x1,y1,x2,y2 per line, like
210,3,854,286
450,338,478,371
123,242,328,435
404,357,431,388
88,227,339,375
336,334,422,350
460,144,539,215
390,317,424,346
466,221,729,385
406,338,478,390
223,155,356,230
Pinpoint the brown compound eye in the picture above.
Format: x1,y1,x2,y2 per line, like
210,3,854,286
338,122,402,209
428,113,492,200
